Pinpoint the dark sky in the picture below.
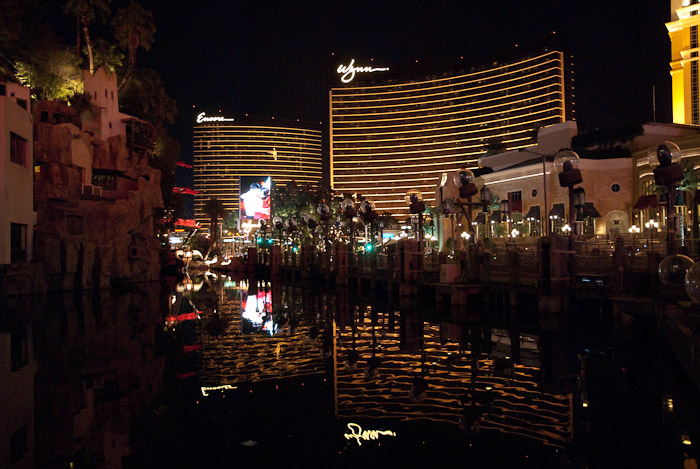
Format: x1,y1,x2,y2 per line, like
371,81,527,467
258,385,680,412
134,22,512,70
71,0,673,163
139,1,672,126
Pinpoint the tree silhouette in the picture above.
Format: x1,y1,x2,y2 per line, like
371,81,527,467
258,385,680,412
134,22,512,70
203,197,226,256
63,0,111,75
112,1,155,91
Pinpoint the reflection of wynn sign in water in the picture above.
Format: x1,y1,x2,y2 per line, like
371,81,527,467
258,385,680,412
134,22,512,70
337,59,389,83
343,423,396,446
196,112,235,123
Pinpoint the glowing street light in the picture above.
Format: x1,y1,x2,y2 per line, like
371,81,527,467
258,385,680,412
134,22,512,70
460,230,471,249
645,219,659,254
562,224,572,235
629,224,640,251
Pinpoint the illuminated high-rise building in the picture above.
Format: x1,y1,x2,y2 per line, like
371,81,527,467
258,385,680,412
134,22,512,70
330,50,574,216
193,114,322,225
667,0,700,125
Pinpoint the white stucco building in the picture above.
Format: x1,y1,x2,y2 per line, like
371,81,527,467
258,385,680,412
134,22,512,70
0,82,36,265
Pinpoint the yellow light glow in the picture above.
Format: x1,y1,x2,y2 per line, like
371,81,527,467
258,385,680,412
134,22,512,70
337,59,389,83
343,423,396,446
200,385,237,396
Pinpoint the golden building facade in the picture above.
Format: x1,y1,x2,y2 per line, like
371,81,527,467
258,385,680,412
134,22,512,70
193,115,322,224
668,0,700,125
330,51,574,216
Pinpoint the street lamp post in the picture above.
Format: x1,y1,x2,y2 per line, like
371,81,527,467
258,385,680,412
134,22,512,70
518,149,551,235
650,141,683,255
454,168,479,229
480,185,492,238
359,200,378,251
285,217,297,250
406,189,426,259
500,199,510,238
460,230,471,249
341,198,357,250
554,150,583,230
645,219,659,254
573,187,586,236
273,216,284,245
628,224,640,251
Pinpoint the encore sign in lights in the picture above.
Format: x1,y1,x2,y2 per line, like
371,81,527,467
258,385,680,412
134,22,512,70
337,59,389,83
196,112,235,123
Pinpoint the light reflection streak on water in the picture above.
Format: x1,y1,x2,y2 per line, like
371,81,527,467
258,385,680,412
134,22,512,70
190,282,573,448
335,309,573,448
197,284,327,386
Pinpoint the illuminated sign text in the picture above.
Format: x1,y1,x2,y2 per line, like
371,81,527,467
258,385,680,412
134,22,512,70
200,385,237,396
196,112,235,123
343,423,396,446
337,59,389,83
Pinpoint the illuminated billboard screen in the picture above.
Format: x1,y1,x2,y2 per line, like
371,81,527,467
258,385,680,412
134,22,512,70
239,176,271,220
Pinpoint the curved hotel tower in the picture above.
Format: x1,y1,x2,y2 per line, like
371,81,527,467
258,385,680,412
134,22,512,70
330,50,574,216
193,114,322,225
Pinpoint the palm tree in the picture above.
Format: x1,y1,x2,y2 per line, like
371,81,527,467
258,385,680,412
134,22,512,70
203,197,226,257
88,37,123,75
111,1,155,91
63,0,111,75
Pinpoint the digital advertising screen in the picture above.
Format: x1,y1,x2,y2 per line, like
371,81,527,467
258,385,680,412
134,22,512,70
239,176,272,220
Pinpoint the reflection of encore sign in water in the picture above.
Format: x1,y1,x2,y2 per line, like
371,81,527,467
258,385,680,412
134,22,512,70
196,112,235,123
337,59,389,83
343,423,396,446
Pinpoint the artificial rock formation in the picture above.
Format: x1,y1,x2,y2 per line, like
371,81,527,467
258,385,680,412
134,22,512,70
33,99,163,291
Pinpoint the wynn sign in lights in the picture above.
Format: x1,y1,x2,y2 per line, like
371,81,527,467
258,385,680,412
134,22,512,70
336,59,389,83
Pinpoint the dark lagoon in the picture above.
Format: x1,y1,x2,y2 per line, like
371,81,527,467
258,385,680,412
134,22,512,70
3,273,699,468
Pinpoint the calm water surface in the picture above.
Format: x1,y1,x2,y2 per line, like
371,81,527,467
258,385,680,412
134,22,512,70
3,275,699,468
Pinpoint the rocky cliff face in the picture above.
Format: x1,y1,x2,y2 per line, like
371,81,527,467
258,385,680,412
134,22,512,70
33,101,164,291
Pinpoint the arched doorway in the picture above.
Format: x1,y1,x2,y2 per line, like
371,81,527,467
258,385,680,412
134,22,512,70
604,210,629,237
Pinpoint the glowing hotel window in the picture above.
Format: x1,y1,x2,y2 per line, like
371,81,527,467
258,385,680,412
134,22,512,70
330,50,573,216
193,117,322,228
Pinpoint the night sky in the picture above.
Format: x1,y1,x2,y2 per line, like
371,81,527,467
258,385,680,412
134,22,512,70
57,1,675,162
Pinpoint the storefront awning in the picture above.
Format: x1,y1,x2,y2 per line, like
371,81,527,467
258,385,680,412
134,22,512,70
489,211,502,223
175,219,199,228
582,202,601,218
524,206,541,220
548,205,565,219
633,194,658,210
474,212,486,224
